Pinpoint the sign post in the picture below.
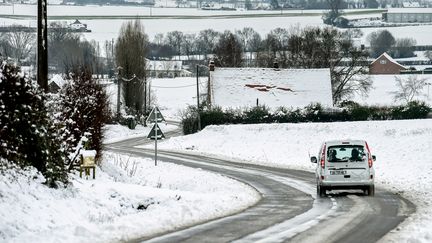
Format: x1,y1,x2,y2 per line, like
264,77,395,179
146,106,166,166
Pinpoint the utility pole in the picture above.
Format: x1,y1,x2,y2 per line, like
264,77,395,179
117,67,122,121
148,79,151,110
196,65,201,131
144,76,147,127
37,0,48,92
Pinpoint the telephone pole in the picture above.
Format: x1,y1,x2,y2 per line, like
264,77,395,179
37,0,48,92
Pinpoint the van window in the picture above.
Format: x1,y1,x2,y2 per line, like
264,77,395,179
327,145,365,162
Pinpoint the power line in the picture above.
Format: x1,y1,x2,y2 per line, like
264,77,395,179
152,82,206,89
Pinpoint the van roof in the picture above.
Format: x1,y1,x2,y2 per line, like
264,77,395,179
324,140,366,146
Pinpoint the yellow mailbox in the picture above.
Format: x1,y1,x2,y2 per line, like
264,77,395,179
80,150,96,179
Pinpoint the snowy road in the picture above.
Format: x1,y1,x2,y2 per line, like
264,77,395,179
105,130,414,243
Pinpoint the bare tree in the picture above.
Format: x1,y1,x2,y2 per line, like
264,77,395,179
286,27,371,104
392,38,416,58
181,34,196,60
213,31,243,67
115,19,149,115
196,29,220,59
323,0,344,25
104,39,115,77
165,31,184,60
236,27,262,65
153,33,164,45
0,27,36,62
392,75,427,103
48,22,82,73
367,30,395,58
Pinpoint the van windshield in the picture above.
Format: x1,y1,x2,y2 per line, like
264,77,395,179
327,145,365,162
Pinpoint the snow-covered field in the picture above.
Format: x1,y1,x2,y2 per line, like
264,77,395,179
352,74,432,106
104,77,207,120
0,151,259,242
151,119,432,242
1,5,432,45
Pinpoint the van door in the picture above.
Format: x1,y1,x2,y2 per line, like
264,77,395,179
325,145,369,183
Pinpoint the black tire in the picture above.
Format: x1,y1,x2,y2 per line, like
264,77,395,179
317,185,326,197
367,185,375,197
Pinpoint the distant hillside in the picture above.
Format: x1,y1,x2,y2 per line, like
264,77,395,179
62,0,155,6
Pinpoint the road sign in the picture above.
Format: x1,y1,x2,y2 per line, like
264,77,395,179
146,106,166,123
147,123,165,140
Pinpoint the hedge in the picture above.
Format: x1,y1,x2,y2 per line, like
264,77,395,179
182,101,431,135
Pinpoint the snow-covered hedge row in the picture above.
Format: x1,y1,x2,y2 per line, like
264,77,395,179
182,101,431,134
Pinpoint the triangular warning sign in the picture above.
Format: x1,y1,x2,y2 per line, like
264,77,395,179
146,106,166,123
147,123,165,140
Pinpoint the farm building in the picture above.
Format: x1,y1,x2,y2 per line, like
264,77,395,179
383,8,432,23
369,52,408,75
146,60,192,78
69,19,88,31
208,65,333,109
48,74,66,93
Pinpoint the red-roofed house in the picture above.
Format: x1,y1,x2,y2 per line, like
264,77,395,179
369,52,408,75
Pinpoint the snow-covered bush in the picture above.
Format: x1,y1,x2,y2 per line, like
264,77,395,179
391,101,431,119
58,69,109,162
0,61,67,187
181,101,432,134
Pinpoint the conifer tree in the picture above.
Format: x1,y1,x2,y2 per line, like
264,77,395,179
0,61,67,187
58,68,109,163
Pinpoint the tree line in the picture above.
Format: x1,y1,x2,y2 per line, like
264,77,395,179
0,20,427,112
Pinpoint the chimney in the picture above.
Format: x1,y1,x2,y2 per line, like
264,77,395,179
209,60,215,71
273,59,279,69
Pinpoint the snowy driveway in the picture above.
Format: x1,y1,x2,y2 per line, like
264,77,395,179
105,133,414,243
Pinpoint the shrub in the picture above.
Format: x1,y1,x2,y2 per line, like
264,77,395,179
201,106,226,127
303,103,324,122
180,101,431,134
181,105,199,135
58,69,109,163
391,101,431,119
224,108,244,124
244,105,272,124
0,61,67,187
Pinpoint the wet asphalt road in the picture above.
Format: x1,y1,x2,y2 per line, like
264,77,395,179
104,129,415,243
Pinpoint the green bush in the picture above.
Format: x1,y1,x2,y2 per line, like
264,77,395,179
180,101,431,134
201,106,226,127
59,69,109,163
303,103,324,122
391,101,431,119
244,105,272,124
181,106,199,135
0,61,67,187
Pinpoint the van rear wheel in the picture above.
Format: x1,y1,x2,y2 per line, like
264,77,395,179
317,185,326,197
366,185,375,196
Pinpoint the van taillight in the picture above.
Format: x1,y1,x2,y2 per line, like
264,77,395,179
320,144,326,169
365,142,373,168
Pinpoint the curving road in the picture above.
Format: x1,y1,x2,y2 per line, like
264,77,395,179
105,128,415,243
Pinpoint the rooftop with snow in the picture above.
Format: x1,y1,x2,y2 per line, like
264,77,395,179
209,67,333,109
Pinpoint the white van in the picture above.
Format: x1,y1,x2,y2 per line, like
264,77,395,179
310,140,376,197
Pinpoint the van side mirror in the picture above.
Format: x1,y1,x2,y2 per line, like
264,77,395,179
310,156,317,163
372,155,376,161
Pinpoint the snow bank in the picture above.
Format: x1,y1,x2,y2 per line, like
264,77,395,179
155,119,432,242
0,153,259,242
103,123,177,144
